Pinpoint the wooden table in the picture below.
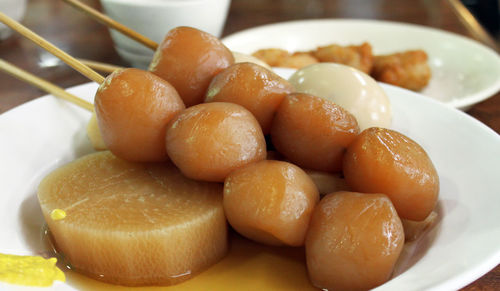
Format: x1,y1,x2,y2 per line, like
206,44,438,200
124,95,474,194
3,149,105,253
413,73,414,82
0,0,498,289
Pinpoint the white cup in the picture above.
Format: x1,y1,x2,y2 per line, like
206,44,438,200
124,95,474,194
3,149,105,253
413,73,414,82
0,0,26,40
100,0,231,69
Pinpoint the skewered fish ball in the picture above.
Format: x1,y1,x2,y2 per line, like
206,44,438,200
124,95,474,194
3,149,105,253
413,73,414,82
205,62,294,134
149,26,234,107
95,68,185,162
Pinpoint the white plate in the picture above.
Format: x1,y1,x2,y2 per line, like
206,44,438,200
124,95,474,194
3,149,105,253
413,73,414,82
1,77,500,291
222,19,500,110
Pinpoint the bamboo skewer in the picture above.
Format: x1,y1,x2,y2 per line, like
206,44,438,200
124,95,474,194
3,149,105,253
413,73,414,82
448,0,499,52
78,59,124,74
0,12,106,85
0,59,94,111
61,0,159,50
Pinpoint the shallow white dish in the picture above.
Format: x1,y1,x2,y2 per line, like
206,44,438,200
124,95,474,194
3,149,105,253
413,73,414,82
222,19,500,110
1,75,500,290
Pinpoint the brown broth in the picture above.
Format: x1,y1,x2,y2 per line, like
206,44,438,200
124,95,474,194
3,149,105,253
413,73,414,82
43,227,316,290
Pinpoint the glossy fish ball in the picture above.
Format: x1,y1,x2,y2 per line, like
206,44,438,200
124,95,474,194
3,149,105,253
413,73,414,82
205,62,294,134
306,191,404,291
95,68,185,162
223,160,319,246
165,102,266,182
271,93,360,172
149,26,234,107
288,63,391,131
343,127,439,221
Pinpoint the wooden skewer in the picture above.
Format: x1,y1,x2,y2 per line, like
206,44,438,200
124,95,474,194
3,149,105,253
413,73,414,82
0,59,94,112
447,0,499,52
78,59,124,74
0,12,106,85
62,0,159,50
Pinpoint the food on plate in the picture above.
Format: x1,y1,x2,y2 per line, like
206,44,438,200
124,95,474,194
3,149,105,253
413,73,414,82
252,49,319,69
288,63,392,131
251,48,290,67
232,51,272,69
304,169,350,195
50,208,67,220
95,68,185,162
37,151,227,286
149,26,234,107
252,44,431,91
279,52,319,69
0,253,65,287
205,62,294,134
86,112,106,151
271,92,360,172
253,43,374,73
223,160,319,246
371,50,431,91
305,191,404,291
402,210,439,242
312,42,373,74
29,25,441,290
165,102,266,182
343,127,440,221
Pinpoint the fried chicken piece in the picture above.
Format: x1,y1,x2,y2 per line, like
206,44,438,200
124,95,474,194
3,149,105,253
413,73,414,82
371,50,431,91
313,42,373,73
277,52,319,69
252,48,290,67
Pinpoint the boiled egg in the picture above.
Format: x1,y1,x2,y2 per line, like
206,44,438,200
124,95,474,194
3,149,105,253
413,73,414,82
288,63,391,130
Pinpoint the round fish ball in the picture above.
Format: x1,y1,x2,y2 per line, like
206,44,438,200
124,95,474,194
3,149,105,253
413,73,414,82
149,26,234,107
306,191,404,291
95,68,185,162
343,127,439,221
271,93,359,172
224,160,319,246
166,102,266,182
205,62,294,134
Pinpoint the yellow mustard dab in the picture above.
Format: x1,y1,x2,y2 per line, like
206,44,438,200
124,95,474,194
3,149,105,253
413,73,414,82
0,253,65,287
50,208,67,221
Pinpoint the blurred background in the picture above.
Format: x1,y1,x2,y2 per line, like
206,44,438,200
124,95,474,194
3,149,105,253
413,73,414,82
461,0,500,37
1,0,499,113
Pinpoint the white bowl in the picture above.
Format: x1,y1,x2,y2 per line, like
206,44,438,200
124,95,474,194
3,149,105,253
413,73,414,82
1,72,500,290
100,0,231,69
222,19,500,110
0,0,26,40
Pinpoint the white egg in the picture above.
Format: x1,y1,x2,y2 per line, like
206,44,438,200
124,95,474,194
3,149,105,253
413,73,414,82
288,63,392,131
232,51,272,69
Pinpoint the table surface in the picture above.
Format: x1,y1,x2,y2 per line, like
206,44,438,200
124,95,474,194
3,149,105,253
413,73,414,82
0,0,498,290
